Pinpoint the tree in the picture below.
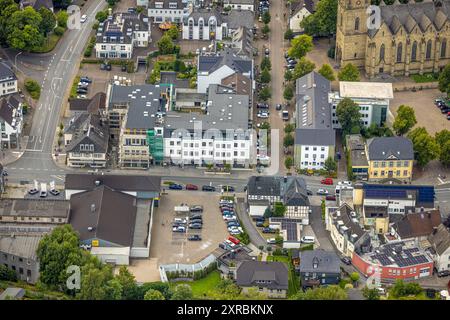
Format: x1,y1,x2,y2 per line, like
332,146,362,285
262,11,271,24
318,63,336,81
284,69,293,82
260,68,271,83
166,25,179,40
288,34,313,59
273,202,287,217
350,272,360,283
362,287,380,300
116,266,138,300
138,282,172,300
261,57,271,71
284,28,294,40
36,225,83,290
38,7,56,36
77,263,117,300
107,0,119,6
363,123,394,138
336,97,362,135
408,127,439,167
144,289,166,300
338,63,360,81
292,57,315,80
262,24,270,35
283,134,294,147
435,130,450,166
300,0,337,36
24,78,41,99
171,284,193,300
95,10,108,23
285,156,294,170
292,285,348,300
258,87,271,101
438,63,450,97
157,34,175,54
283,85,294,101
7,7,44,51
0,0,19,44
389,279,423,298
0,264,17,281
393,105,417,136
56,10,68,29
324,156,337,173
284,123,295,134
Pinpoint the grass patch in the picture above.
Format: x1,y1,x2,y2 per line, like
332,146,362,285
173,271,221,298
0,280,70,300
411,72,439,83
32,34,61,53
266,254,299,297
70,76,81,99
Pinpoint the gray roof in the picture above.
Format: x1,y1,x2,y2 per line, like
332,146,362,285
428,224,450,256
300,250,341,274
284,178,310,206
198,49,253,74
295,128,335,146
370,0,450,38
0,288,25,300
223,10,254,30
160,71,190,89
65,173,161,193
291,0,316,16
332,203,366,244
184,7,223,25
164,84,249,131
236,261,289,290
69,93,106,113
0,199,69,218
65,114,109,153
96,13,149,44
367,137,414,161
108,84,167,130
0,235,41,260
69,185,137,247
0,95,21,127
0,61,16,83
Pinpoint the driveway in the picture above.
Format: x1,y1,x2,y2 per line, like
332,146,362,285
236,197,266,248
309,205,334,251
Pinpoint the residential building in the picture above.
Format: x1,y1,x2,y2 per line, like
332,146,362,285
335,0,450,78
0,95,23,149
224,0,255,11
345,134,369,181
366,137,414,182
68,92,106,117
20,0,53,11
428,224,450,273
220,72,253,106
326,203,371,258
0,198,70,224
352,241,434,281
64,113,109,168
217,247,254,279
299,250,341,288
148,0,186,23
235,261,288,298
246,176,310,223
289,0,315,34
329,81,393,128
269,217,304,248
229,26,256,58
0,62,18,97
197,49,253,93
390,209,441,242
293,72,335,170
95,12,150,59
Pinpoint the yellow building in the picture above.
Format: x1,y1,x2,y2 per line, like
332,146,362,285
366,137,414,182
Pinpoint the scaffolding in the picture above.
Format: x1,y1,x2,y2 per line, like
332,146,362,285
147,129,164,164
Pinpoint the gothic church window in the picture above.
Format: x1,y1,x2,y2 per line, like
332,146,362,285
441,39,447,58
355,17,360,31
380,44,385,61
397,43,402,62
426,40,432,59
411,41,417,61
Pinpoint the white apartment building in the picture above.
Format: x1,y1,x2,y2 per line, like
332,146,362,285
0,62,18,98
296,141,335,170
95,13,150,59
148,0,186,23
0,95,23,149
224,0,255,11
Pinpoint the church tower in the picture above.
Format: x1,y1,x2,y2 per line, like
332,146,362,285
335,0,371,68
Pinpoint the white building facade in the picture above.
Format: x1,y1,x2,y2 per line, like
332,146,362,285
182,15,226,41
148,0,186,23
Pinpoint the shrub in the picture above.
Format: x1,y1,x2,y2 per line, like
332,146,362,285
24,79,41,100
54,26,65,36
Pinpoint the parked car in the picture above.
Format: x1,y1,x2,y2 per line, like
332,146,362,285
316,188,329,195
338,180,352,186
190,213,202,220
227,221,240,228
257,112,269,118
80,14,87,23
169,184,183,190
437,270,450,277
266,238,276,244
325,195,336,201
341,256,352,265
28,188,39,195
173,226,186,233
222,185,235,192
282,110,289,121
222,211,235,216
190,205,203,212
306,189,313,196
202,185,216,192
186,184,198,190
49,189,60,196
220,199,234,205
76,89,88,94
321,178,334,185
264,48,270,56
188,235,202,241
253,216,265,222
220,207,234,212
228,236,240,245
262,227,276,234
80,77,92,83
189,223,202,229
256,221,265,227
174,218,187,224
276,104,282,110
257,103,269,109
301,236,315,244
223,216,237,222
190,219,203,225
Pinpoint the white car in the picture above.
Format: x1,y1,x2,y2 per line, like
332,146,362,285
338,181,352,186
77,95,87,99
301,236,315,244
316,188,329,195
224,215,237,221
266,238,276,244
257,112,269,118
80,14,87,23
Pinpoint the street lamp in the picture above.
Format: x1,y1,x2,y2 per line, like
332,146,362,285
14,51,23,72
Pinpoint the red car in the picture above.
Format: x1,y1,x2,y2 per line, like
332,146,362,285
326,195,337,201
186,184,198,190
228,236,240,245
321,178,334,185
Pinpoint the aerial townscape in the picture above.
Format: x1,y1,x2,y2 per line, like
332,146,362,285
1,0,450,305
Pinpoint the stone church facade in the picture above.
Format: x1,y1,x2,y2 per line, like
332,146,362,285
335,0,450,78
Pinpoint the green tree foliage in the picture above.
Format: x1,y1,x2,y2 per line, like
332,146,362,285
336,97,362,135
107,0,120,7
7,7,44,51
283,84,294,101
157,34,175,54
283,133,294,147
288,34,313,59
284,123,295,134
292,57,315,80
138,282,172,300
284,28,294,40
300,0,337,36
292,285,348,300
36,225,83,290
284,69,293,82
435,129,450,167
144,289,166,300
95,10,108,23
408,127,440,167
389,279,423,298
262,11,271,24
171,284,193,300
318,63,336,81
338,63,360,81
324,156,337,173
260,68,271,83
24,78,41,99
0,0,19,44
285,156,294,170
438,63,450,97
77,262,118,300
393,105,417,136
116,266,138,300
56,10,68,29
0,264,17,281
350,272,360,282
362,287,380,300
258,87,271,101
166,25,179,40
273,202,287,217
261,57,271,71
38,7,56,36
262,24,270,35
363,123,394,138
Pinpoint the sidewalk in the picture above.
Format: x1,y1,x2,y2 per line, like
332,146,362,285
0,138,27,166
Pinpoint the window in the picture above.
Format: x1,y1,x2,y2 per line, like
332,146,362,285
426,40,432,59
441,39,447,58
397,42,403,63
411,41,417,61
354,17,360,31
379,44,385,61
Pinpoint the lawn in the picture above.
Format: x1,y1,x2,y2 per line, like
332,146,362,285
32,34,62,54
172,271,221,298
411,72,439,83
70,76,81,98
266,254,300,297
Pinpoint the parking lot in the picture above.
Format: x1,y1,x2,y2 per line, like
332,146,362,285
149,191,229,264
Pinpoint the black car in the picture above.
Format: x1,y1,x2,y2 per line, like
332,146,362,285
341,256,352,265
80,77,92,83
121,65,127,72
262,227,276,234
256,221,265,227
202,185,216,192
76,89,88,94
222,185,235,192
190,214,202,220
50,189,60,196
437,270,450,277
190,219,203,225
188,235,202,241
276,104,282,110
253,216,265,222
306,189,313,196
28,188,39,195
